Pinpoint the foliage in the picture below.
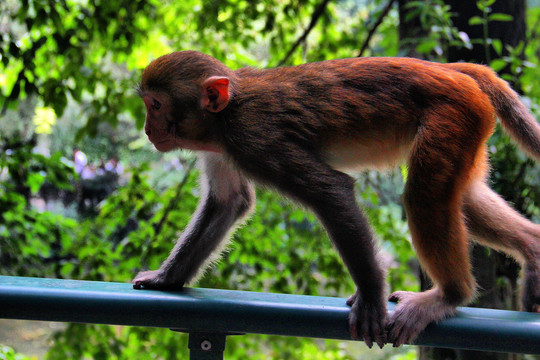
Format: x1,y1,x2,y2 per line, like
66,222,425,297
0,0,154,138
403,0,472,59
0,345,33,360
514,6,540,101
468,0,514,63
0,134,77,277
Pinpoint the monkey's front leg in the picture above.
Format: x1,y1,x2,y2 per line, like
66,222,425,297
266,158,387,348
133,153,255,290
317,190,387,349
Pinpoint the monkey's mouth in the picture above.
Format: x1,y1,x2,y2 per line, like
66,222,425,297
152,139,177,152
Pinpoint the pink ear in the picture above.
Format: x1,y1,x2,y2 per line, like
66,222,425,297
201,76,230,112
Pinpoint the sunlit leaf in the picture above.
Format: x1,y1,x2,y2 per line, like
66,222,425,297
32,106,57,134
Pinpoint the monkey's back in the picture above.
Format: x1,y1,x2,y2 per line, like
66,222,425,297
230,57,493,171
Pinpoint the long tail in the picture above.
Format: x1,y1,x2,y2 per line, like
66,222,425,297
446,62,540,161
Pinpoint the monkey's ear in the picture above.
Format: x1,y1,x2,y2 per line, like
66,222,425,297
201,76,230,112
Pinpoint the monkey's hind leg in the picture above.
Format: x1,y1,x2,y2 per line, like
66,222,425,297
386,110,487,346
464,180,540,313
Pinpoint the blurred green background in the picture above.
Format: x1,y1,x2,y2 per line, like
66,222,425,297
1,0,539,359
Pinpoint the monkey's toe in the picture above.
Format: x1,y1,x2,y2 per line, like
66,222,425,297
386,308,424,347
388,290,412,303
386,289,457,347
386,291,423,346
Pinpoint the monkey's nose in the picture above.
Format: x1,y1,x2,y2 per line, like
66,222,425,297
145,127,151,136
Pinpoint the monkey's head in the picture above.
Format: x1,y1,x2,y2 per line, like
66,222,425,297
137,51,237,153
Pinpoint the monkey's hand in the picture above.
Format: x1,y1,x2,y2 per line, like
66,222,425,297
346,291,386,348
132,270,185,290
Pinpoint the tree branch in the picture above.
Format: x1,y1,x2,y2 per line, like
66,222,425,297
277,0,332,67
357,0,397,57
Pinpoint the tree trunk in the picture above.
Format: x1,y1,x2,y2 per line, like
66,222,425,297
398,0,429,58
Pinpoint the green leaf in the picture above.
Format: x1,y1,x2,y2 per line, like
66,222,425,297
26,172,46,194
490,59,507,72
488,13,513,22
468,16,484,26
491,38,503,56
416,39,438,54
477,0,496,11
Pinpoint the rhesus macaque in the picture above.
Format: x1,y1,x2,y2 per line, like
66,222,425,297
134,51,540,348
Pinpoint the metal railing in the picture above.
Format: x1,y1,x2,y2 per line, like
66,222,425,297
0,276,539,359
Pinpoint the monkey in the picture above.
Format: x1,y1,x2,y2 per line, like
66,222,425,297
133,50,540,348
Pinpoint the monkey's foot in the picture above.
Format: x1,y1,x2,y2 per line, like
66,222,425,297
386,289,457,347
132,270,184,290
346,291,386,349
522,262,540,312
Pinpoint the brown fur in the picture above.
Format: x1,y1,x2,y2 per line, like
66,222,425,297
135,51,540,347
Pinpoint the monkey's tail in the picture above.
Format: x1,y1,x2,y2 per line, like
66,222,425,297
447,63,540,161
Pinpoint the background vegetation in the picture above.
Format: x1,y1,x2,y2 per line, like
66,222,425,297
1,0,539,359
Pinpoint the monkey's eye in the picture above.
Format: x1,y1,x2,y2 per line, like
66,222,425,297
152,99,162,111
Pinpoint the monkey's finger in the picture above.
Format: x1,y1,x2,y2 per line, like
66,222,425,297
364,338,374,349
132,279,153,289
360,314,384,349
361,323,380,349
132,280,156,290
374,326,386,349
377,336,386,349
132,271,157,289
346,293,356,306
349,310,359,340
371,311,386,349
361,329,374,349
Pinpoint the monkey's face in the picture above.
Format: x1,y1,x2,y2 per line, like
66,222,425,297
141,91,180,152
138,52,231,154
140,90,223,153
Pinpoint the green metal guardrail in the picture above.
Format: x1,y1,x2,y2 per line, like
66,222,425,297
0,276,539,359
